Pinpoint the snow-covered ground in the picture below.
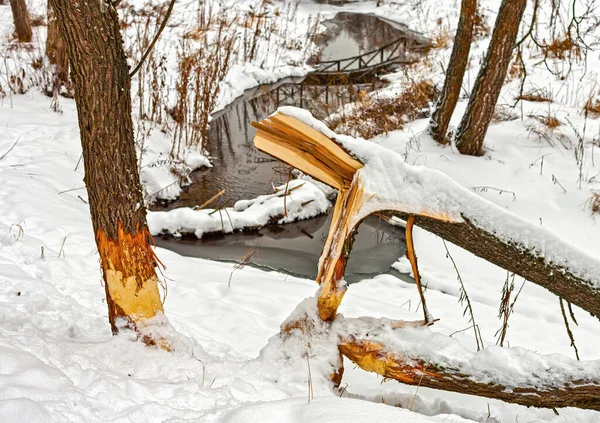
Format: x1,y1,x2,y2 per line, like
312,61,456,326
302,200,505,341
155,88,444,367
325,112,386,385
1,0,600,422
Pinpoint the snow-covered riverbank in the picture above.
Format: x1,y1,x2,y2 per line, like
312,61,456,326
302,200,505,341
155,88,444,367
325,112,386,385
1,0,600,422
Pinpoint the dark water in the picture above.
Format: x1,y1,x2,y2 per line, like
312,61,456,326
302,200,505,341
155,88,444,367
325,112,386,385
156,214,406,282
155,13,426,281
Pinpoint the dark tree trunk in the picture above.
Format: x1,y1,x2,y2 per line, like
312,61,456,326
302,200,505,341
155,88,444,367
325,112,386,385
454,0,527,155
392,212,600,320
429,0,477,144
9,0,32,43
49,0,166,339
46,1,68,85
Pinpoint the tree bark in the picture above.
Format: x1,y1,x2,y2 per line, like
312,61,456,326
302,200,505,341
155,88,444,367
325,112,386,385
9,0,32,43
46,1,68,85
339,336,600,411
454,0,527,155
429,0,477,144
49,0,166,338
392,212,600,320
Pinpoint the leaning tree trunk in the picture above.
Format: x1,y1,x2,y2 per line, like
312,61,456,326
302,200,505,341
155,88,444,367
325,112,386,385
49,0,166,339
428,0,477,144
254,112,600,321
9,0,32,43
454,0,527,155
46,2,68,85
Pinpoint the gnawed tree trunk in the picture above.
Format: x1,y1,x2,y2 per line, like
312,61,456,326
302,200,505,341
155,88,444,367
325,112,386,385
429,0,477,144
253,111,600,410
50,0,166,340
46,1,68,85
454,0,527,155
9,0,32,43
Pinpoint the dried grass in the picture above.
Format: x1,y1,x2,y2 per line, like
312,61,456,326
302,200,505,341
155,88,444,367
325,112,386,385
328,79,437,139
30,15,46,27
526,112,569,148
530,113,562,130
587,191,600,215
544,36,581,61
584,97,600,116
432,24,451,50
516,88,553,103
172,18,236,154
507,50,524,81
492,105,518,122
473,10,490,39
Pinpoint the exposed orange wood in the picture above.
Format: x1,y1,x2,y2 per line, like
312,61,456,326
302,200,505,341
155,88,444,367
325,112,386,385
317,179,366,321
316,188,348,284
339,333,600,411
405,215,432,323
252,113,363,190
96,222,164,339
338,338,441,384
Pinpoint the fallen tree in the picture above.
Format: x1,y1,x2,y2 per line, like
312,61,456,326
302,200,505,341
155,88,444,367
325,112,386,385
253,109,600,321
253,107,600,411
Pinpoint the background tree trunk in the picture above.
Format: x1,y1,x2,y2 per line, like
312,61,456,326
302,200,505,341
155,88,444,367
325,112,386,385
9,0,32,43
428,0,477,144
49,0,165,337
46,1,68,85
454,0,527,155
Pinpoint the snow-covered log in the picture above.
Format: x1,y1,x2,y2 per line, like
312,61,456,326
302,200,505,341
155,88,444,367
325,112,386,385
336,318,600,411
252,108,600,321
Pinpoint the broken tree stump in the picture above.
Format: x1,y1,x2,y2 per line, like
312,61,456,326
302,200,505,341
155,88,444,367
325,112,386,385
252,109,600,411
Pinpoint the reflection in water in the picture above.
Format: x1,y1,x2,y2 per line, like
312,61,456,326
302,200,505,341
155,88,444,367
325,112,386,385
318,12,429,66
156,214,408,283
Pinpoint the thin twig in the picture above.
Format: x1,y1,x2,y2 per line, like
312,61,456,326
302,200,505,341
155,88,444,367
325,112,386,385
58,186,85,195
129,0,177,78
567,301,579,326
560,297,580,360
472,186,517,202
496,271,515,346
305,349,314,404
193,189,225,210
442,239,484,351
0,135,22,160
58,236,66,258
409,373,424,411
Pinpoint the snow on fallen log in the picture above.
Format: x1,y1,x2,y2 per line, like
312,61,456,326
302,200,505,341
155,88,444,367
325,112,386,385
335,316,600,411
253,107,600,320
147,180,330,238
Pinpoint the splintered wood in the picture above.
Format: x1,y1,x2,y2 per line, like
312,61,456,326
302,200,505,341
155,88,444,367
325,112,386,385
253,113,368,321
253,113,600,411
251,113,363,190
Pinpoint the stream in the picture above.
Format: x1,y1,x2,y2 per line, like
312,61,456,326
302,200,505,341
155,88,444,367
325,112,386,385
155,13,427,281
